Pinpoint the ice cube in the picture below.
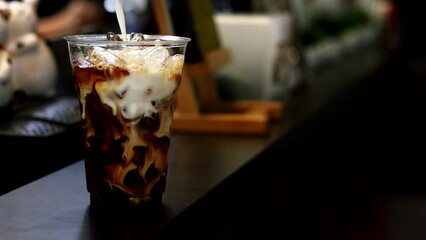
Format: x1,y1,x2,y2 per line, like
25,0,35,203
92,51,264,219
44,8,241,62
164,54,185,77
72,51,93,68
106,32,145,42
129,32,145,41
141,46,170,61
140,46,170,73
106,32,122,41
88,47,126,68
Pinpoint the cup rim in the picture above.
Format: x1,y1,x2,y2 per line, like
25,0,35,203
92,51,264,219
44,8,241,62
64,34,191,46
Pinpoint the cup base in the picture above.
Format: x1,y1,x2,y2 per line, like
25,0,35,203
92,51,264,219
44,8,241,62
90,193,163,210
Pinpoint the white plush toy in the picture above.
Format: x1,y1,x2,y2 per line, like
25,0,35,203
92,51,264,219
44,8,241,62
0,8,13,108
0,0,58,98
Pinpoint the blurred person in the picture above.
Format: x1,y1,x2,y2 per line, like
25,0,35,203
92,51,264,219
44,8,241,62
37,0,156,40
36,0,115,40
33,0,156,96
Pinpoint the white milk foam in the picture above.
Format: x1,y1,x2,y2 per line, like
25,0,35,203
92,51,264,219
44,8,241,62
81,0,184,123
89,46,184,122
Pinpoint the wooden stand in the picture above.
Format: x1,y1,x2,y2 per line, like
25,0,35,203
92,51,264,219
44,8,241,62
172,47,284,135
151,0,284,135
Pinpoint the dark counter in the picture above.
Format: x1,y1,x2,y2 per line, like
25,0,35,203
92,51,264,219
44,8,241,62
1,48,426,240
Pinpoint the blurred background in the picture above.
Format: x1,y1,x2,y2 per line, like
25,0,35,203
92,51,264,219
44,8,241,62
0,1,425,239
14,0,423,100
0,0,425,208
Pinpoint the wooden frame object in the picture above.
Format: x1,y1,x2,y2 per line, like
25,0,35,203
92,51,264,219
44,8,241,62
151,0,284,135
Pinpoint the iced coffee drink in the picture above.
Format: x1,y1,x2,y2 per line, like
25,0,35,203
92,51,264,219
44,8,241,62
65,33,190,208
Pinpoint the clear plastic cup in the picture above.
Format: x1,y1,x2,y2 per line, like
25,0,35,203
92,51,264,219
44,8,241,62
64,34,190,209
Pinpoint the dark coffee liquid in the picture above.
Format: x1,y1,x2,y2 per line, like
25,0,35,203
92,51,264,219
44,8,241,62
72,65,181,206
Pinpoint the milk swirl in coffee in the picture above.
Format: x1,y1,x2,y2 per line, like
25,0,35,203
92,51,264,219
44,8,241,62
66,0,189,207
68,33,187,206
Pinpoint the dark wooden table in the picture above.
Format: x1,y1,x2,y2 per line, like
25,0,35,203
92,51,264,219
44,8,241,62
3,50,425,240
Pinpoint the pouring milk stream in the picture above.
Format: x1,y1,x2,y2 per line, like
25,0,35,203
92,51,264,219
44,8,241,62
115,0,128,41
